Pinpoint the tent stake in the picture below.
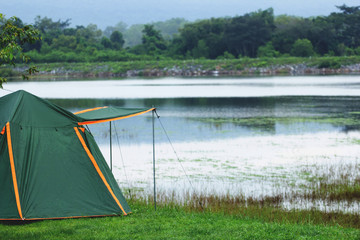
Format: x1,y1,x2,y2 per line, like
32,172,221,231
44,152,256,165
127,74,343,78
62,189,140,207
152,108,156,211
110,121,112,172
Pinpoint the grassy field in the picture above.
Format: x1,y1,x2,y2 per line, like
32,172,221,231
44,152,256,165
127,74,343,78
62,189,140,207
1,200,359,240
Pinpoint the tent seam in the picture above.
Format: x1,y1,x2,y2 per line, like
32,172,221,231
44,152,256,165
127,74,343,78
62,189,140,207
74,106,108,115
77,108,155,125
6,122,24,220
73,127,128,216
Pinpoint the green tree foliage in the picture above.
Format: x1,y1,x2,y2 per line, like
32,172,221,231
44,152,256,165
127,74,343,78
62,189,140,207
123,24,144,47
0,14,40,87
257,42,279,57
192,40,209,58
103,21,127,38
3,5,360,64
104,18,187,48
76,24,102,47
225,9,275,58
174,9,275,59
34,16,70,46
272,5,360,56
110,31,125,50
176,18,227,59
291,39,315,57
331,5,360,48
272,15,312,54
151,18,188,40
51,35,77,51
306,16,337,55
101,37,112,49
140,25,167,55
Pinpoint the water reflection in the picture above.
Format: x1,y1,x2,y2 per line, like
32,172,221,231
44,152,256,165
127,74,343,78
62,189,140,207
49,96,360,145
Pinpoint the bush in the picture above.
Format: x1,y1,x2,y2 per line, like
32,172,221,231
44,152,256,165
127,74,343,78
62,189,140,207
291,39,315,57
0,68,18,77
355,47,360,56
217,51,236,60
257,42,280,58
317,59,341,69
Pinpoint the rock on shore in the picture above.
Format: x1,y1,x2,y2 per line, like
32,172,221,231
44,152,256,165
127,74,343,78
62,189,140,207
13,62,360,78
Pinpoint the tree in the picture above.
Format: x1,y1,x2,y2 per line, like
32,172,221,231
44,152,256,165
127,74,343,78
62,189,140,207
334,5,360,48
123,24,144,47
103,21,127,38
272,15,310,54
257,42,279,57
174,18,227,59
33,16,70,46
290,39,315,57
76,24,102,47
0,14,40,88
306,16,337,55
110,31,125,50
224,9,275,57
100,36,112,49
151,18,188,40
141,25,167,55
192,40,209,58
51,35,77,51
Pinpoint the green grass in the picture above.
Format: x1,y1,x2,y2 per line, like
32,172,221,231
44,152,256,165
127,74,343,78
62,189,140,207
1,201,359,240
3,56,360,79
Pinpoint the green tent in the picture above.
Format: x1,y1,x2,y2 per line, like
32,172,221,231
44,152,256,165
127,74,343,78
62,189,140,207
0,90,153,220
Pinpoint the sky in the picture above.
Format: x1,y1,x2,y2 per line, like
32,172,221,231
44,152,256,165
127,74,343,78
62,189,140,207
1,0,359,29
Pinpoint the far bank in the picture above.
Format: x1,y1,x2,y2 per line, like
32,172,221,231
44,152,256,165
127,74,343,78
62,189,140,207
2,56,360,80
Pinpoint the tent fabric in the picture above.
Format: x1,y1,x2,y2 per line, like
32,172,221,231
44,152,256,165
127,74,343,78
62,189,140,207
75,106,155,125
0,90,150,220
0,130,18,219
0,90,81,129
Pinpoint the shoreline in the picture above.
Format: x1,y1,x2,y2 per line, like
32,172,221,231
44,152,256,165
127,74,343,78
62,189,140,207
36,63,360,78
4,57,360,80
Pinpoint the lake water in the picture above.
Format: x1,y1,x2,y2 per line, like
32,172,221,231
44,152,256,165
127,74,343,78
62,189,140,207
2,75,360,211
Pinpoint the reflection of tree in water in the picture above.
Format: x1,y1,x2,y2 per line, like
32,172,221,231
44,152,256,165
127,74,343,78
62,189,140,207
191,117,277,134
49,96,360,137
50,96,360,115
341,125,360,133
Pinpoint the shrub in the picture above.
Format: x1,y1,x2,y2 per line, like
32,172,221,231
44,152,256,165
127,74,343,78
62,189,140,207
257,42,280,57
317,59,341,69
291,39,315,57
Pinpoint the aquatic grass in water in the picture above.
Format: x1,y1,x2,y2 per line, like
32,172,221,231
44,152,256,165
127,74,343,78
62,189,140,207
123,188,360,229
109,129,360,208
119,160,360,228
293,163,360,203
193,116,360,129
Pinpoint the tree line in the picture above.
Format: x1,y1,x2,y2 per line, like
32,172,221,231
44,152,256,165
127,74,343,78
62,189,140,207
2,5,360,63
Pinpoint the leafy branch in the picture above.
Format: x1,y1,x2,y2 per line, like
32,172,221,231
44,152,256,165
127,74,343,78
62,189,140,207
0,13,40,88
